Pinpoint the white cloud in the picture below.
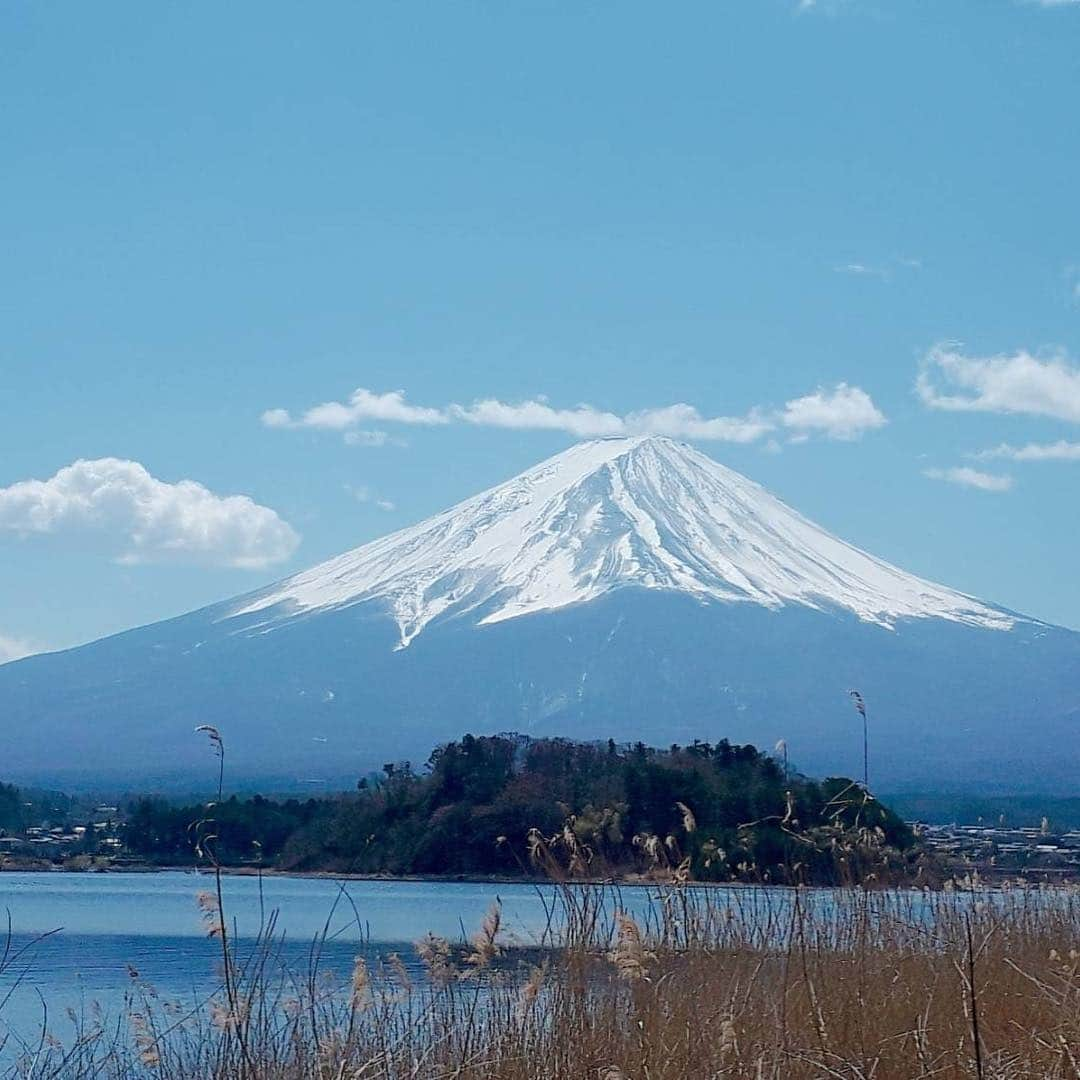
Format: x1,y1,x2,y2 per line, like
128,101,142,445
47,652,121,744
345,483,396,511
343,430,392,447
262,389,447,431
780,383,888,441
450,398,773,443
972,440,1080,463
260,408,292,429
0,458,300,568
626,404,774,443
0,634,39,665
450,398,626,438
1024,0,1080,7
923,466,1014,493
917,344,1080,423
267,384,886,446
835,262,889,279
834,256,921,281
796,0,858,14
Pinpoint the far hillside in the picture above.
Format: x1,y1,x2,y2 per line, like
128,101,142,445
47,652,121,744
884,792,1080,831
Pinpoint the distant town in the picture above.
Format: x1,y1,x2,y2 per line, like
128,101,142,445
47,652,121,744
0,799,128,868
918,821,1080,880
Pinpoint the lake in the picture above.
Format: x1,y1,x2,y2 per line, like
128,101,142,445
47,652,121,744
0,870,571,1059
0,870,981,1067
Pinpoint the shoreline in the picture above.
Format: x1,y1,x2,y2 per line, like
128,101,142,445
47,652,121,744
1,860,1058,889
0,860,707,888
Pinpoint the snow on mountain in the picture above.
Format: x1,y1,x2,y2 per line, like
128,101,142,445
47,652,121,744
231,435,1015,648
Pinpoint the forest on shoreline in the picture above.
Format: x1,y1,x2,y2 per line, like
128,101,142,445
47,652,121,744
103,733,919,885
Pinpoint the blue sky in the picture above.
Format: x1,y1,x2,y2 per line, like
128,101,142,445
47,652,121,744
2,0,1079,658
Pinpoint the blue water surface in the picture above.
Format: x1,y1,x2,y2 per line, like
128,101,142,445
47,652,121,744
0,870,564,1056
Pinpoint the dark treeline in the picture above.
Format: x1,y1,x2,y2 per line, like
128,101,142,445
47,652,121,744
125,793,324,865
0,782,22,832
122,734,918,883
0,781,80,832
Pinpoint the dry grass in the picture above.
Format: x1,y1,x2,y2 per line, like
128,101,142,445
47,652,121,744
7,878,1080,1079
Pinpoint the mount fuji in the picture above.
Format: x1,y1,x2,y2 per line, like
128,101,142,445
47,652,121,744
2,436,1078,791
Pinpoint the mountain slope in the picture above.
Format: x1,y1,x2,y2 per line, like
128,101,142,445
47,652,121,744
232,436,1013,645
1,437,1076,791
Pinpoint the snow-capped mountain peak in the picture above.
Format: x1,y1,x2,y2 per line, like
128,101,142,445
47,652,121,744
230,435,1015,647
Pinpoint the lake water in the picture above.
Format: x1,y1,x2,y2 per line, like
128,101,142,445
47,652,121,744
0,870,570,1058
0,870,985,1066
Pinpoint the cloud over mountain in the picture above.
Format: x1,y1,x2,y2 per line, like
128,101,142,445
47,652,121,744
264,384,886,445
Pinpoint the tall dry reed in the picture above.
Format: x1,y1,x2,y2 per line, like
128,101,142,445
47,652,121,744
5,879,1080,1078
